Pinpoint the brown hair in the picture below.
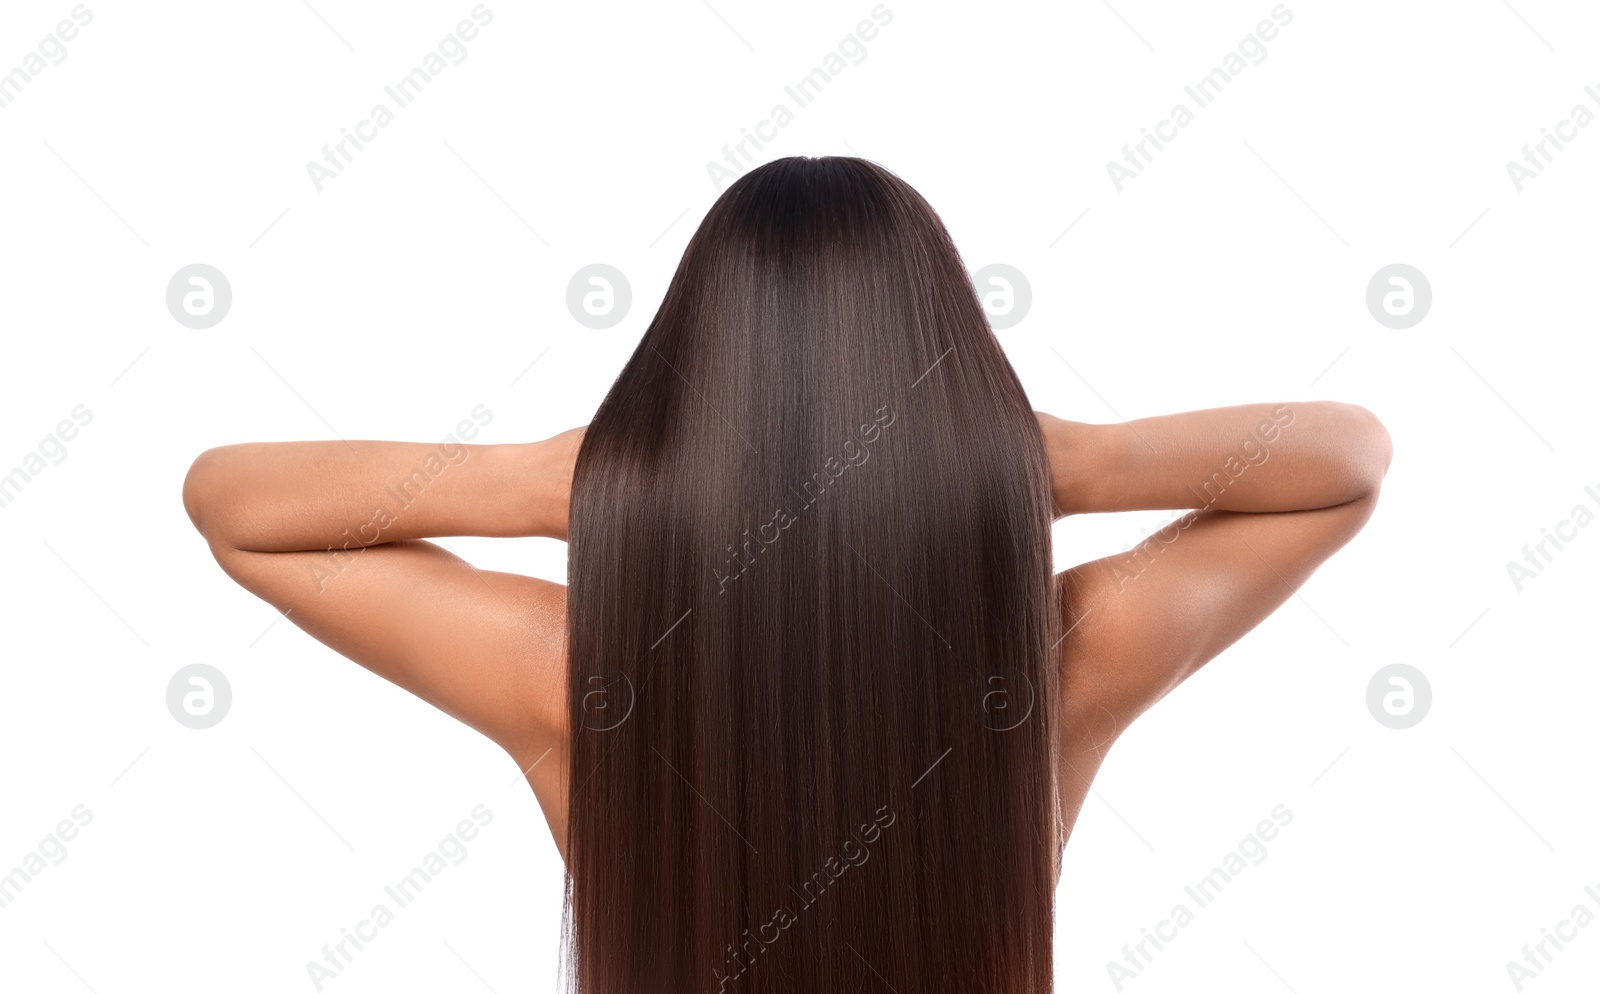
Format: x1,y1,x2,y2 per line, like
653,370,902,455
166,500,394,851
565,156,1060,993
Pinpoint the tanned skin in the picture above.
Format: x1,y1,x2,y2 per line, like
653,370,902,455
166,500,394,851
182,402,1391,866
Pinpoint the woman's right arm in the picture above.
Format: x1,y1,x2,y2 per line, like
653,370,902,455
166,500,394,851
1038,402,1392,779
1039,402,1389,519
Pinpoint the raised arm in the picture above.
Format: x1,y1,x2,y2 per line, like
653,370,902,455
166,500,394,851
182,427,584,769
1039,403,1391,787
184,430,582,550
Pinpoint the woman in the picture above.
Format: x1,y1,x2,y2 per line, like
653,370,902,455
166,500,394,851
183,156,1390,992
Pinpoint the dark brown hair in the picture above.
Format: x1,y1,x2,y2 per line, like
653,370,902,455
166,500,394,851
565,156,1060,993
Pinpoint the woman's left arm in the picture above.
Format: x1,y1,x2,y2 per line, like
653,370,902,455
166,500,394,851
184,427,584,550
181,427,585,766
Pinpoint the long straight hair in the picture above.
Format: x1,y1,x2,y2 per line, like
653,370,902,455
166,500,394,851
565,156,1060,994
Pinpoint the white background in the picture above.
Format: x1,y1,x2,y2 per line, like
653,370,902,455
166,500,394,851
1,1,1597,991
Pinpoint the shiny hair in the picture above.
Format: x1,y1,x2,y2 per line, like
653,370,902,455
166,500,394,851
564,156,1060,994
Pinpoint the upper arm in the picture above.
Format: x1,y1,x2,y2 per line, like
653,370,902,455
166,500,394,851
1055,491,1381,764
207,537,569,765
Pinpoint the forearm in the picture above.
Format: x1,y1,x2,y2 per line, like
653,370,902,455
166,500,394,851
183,437,568,552
1040,401,1391,517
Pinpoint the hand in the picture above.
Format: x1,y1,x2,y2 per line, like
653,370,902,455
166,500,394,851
1034,412,1077,518
528,425,587,540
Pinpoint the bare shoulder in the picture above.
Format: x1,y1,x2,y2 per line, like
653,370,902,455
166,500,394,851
1050,489,1382,838
497,573,570,864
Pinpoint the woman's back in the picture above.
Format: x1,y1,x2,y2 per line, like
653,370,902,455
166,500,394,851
184,155,1391,994
564,156,1061,992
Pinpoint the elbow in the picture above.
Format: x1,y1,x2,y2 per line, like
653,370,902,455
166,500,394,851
182,446,233,541
1329,402,1392,499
